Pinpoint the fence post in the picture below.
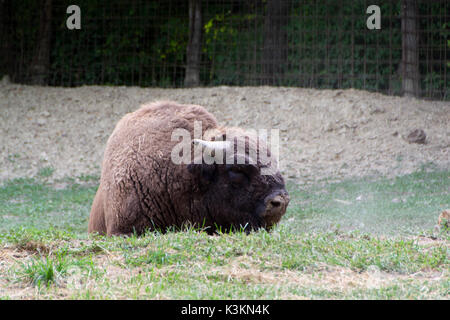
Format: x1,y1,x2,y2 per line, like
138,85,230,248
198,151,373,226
29,0,52,85
401,0,420,98
262,0,290,85
0,0,12,80
184,0,202,87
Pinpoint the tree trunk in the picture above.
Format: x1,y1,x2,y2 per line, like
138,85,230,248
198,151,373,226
401,0,420,98
184,0,202,87
29,0,52,85
0,0,12,79
262,0,290,85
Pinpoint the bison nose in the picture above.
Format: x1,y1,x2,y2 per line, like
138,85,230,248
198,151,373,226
270,196,282,208
263,194,288,216
260,192,289,227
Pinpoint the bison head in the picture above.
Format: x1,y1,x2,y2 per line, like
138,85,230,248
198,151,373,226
187,128,289,232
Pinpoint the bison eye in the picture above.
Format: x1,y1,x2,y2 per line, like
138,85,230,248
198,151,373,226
228,169,247,186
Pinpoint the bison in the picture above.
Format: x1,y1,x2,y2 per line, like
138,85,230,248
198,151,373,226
88,101,289,236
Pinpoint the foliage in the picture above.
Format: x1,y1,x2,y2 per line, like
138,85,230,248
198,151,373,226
1,0,448,98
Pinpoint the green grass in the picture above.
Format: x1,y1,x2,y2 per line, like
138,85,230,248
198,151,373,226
285,170,450,236
0,170,448,299
37,166,55,178
0,178,97,233
17,252,69,288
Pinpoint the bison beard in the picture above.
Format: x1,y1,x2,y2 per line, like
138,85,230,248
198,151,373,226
88,101,289,236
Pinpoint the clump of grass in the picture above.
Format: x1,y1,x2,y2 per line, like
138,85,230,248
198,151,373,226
17,253,69,288
15,240,51,255
37,166,55,178
124,249,183,267
7,153,20,163
77,174,99,183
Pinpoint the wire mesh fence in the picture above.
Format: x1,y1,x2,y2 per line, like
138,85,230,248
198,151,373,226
0,0,448,100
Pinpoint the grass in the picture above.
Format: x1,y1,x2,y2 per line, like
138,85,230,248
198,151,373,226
0,170,448,299
37,166,55,178
0,178,96,233
285,170,450,236
17,252,69,288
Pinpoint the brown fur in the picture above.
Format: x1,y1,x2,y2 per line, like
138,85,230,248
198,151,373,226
88,101,289,236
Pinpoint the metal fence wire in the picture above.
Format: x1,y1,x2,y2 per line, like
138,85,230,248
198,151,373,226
0,0,448,100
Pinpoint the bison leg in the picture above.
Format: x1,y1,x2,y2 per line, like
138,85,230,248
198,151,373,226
88,184,107,235
104,191,150,236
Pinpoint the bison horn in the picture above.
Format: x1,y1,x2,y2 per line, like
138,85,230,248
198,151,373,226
192,139,231,150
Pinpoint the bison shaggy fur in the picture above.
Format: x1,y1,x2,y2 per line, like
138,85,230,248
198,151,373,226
88,101,289,236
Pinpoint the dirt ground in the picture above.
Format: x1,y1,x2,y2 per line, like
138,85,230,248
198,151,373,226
0,83,449,183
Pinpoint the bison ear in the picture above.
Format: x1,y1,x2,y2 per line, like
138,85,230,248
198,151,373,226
187,163,217,183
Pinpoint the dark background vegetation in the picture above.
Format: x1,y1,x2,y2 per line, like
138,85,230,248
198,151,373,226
0,0,448,99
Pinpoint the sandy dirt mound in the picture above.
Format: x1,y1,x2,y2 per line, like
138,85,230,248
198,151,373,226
0,84,448,183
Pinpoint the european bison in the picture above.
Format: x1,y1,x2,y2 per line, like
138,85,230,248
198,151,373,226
88,101,289,236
